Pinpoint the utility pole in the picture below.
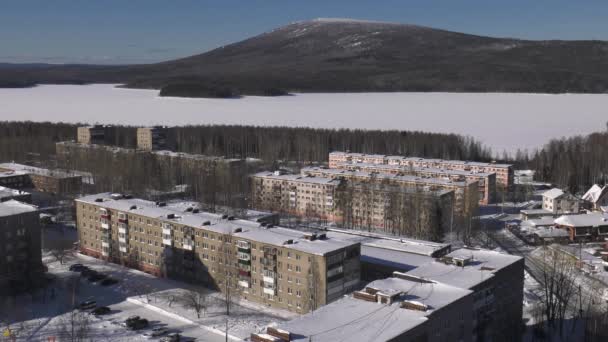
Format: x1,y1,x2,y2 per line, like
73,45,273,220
225,318,228,342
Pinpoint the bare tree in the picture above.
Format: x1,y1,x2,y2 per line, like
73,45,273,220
59,309,92,342
50,247,73,265
182,288,208,319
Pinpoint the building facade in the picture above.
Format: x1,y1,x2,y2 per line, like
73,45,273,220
332,161,496,205
0,200,44,294
329,151,513,191
77,125,105,144
76,193,361,313
542,188,581,215
137,127,168,151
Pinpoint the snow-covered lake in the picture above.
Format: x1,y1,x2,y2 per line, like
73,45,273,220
1,84,607,155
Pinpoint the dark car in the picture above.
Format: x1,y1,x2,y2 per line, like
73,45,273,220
88,272,107,282
69,263,85,272
81,267,95,276
92,306,111,315
100,278,118,286
124,316,141,328
78,300,96,310
129,318,149,330
160,333,181,342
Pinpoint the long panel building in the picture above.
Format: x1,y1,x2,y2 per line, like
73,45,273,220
0,163,83,195
329,151,513,191
76,193,361,313
331,161,496,204
251,171,456,241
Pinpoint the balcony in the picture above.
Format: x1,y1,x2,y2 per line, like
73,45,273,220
162,238,173,246
239,269,251,277
238,259,251,266
118,217,128,224
101,222,110,230
162,227,172,235
119,246,127,253
263,247,277,256
102,241,110,248
118,237,126,243
237,240,250,250
260,257,276,267
101,248,110,256
238,252,251,261
183,242,194,251
118,226,127,234
263,276,275,284
263,287,277,295
238,280,250,288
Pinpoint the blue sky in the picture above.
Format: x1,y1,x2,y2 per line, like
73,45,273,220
2,0,608,64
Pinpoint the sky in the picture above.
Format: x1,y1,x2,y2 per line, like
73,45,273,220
2,0,608,65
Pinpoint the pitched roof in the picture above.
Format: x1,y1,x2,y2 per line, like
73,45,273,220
582,184,608,204
554,213,608,227
543,188,565,199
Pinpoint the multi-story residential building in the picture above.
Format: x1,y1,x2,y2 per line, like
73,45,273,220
251,171,456,241
300,167,477,217
253,272,474,342
0,169,30,189
0,163,83,195
77,125,105,144
406,248,524,342
542,188,581,215
0,200,44,294
329,151,514,191
137,127,168,151
0,186,31,203
76,193,361,313
332,161,496,204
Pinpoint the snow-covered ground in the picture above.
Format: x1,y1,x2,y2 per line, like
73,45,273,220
1,84,608,154
1,252,293,341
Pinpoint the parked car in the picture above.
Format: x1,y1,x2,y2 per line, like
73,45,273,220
69,263,85,272
78,300,96,310
143,327,169,339
100,278,118,286
124,315,140,327
129,318,149,330
81,267,95,276
92,306,111,315
160,333,181,342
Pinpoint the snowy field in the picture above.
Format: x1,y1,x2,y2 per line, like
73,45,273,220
1,84,608,154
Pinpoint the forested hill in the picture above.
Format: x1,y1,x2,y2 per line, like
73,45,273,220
2,18,608,96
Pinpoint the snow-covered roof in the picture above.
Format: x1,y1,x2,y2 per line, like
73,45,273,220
0,162,82,179
333,162,495,177
554,213,608,227
360,245,433,272
0,199,38,217
543,188,565,199
407,248,522,289
521,217,555,228
582,184,608,204
277,276,471,342
76,193,357,256
252,172,342,185
0,169,29,178
329,151,513,169
0,186,29,200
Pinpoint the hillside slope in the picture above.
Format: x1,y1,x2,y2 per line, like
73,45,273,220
2,18,608,95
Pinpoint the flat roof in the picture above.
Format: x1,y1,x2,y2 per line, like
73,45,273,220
0,186,29,199
0,199,38,217
329,151,512,168
277,276,471,342
407,248,522,289
302,167,473,187
252,171,342,185
76,193,357,256
0,162,82,179
334,162,495,177
0,169,29,178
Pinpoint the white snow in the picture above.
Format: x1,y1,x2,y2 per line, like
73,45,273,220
1,84,608,154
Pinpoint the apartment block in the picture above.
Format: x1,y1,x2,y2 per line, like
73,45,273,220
76,193,361,313
137,127,168,151
332,161,496,205
329,151,514,191
301,167,477,218
254,272,474,342
0,163,83,195
0,200,44,294
251,171,456,241
542,188,581,215
407,248,524,342
77,125,105,144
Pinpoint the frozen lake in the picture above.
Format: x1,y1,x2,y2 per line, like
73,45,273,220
1,84,606,155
